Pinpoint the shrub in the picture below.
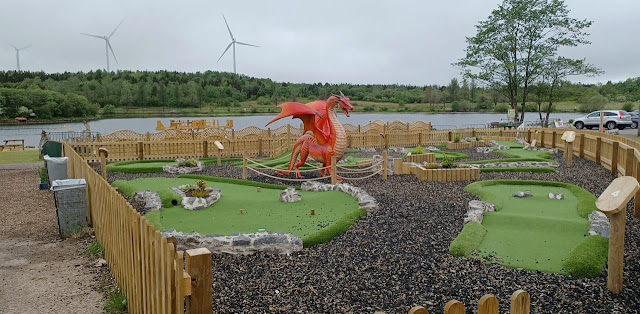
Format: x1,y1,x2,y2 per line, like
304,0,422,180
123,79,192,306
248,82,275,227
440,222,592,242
423,163,440,169
494,103,509,113
451,101,461,112
441,154,455,169
580,94,607,112
40,167,48,184
363,106,374,112
85,242,104,258
177,158,198,167
415,145,424,154
622,102,634,112
102,104,116,115
562,236,609,278
454,135,461,143
524,103,538,112
449,222,487,257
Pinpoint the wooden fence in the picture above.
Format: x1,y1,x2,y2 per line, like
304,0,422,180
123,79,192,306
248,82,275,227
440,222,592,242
63,142,212,314
393,290,530,314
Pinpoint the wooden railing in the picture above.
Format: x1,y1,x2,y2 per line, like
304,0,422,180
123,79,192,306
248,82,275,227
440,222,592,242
63,142,212,313
388,290,531,314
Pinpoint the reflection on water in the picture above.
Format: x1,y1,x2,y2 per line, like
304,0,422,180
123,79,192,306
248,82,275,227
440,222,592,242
0,112,582,147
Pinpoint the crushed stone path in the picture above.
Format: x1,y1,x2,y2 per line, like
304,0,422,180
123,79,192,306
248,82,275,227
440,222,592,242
0,168,103,314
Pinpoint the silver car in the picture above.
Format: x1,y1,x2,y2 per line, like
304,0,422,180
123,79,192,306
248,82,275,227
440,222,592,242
573,110,633,130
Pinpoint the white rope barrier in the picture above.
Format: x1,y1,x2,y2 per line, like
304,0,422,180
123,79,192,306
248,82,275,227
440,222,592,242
246,167,330,182
336,161,382,172
339,170,382,181
246,158,330,173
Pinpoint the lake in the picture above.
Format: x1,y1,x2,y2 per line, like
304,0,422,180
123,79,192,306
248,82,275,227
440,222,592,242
0,112,583,147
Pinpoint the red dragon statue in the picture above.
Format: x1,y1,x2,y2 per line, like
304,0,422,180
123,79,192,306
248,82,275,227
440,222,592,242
266,92,354,178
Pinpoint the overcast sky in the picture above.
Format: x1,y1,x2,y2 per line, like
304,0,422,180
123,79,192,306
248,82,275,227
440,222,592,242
0,0,638,86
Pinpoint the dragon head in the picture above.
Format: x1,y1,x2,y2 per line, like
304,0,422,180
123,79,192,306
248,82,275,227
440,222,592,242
333,91,354,117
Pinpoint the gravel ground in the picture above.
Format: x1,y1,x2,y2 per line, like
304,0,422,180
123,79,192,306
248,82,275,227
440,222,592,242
108,151,640,313
0,168,104,313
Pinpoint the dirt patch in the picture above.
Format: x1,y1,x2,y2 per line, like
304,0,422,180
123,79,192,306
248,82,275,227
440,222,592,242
0,168,104,314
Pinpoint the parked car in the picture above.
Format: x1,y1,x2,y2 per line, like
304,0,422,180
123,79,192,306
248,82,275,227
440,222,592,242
573,110,633,130
630,110,638,129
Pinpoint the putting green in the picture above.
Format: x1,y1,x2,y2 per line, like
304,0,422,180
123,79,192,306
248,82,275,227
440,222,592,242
107,157,242,173
457,181,603,275
113,177,363,246
407,147,468,160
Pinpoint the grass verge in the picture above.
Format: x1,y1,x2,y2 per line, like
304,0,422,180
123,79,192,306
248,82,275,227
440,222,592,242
449,222,487,257
562,235,609,278
104,287,127,313
0,149,40,164
302,209,367,248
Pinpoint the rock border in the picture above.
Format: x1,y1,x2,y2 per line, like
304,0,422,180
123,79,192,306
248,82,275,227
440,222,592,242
162,229,303,255
301,181,379,211
162,158,204,174
172,185,221,210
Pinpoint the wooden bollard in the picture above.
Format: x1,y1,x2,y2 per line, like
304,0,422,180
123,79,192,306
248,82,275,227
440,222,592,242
98,147,109,180
561,131,575,168
331,156,337,185
242,152,248,180
596,176,639,293
239,208,244,215
185,248,212,314
257,187,261,192
382,150,388,180
310,209,315,216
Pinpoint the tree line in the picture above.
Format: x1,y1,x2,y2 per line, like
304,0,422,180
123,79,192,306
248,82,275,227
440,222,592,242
0,68,638,120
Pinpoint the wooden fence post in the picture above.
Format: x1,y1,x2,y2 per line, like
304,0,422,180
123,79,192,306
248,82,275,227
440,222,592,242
478,294,499,314
258,138,263,157
595,137,602,164
202,140,208,158
596,176,639,294
566,141,573,167
510,290,530,314
331,156,337,185
242,152,248,180
137,141,144,160
99,147,109,180
579,133,585,158
448,131,452,142
418,133,423,146
444,300,465,314
611,141,619,175
540,130,545,148
185,248,212,314
382,150,388,180
527,130,531,143
551,131,556,148
625,147,634,176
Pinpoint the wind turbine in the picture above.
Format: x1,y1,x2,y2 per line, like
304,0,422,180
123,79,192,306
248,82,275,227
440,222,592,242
10,44,30,71
81,19,124,72
217,15,259,74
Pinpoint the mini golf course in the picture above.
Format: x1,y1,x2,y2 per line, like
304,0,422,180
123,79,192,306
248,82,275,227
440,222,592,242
112,176,364,247
233,151,373,171
464,141,558,173
107,158,242,173
450,180,608,277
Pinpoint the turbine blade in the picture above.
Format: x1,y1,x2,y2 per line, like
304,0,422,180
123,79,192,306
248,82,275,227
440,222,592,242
217,42,233,63
20,45,31,50
81,33,104,39
107,40,118,64
108,19,125,39
235,41,259,47
9,44,17,50
222,15,234,40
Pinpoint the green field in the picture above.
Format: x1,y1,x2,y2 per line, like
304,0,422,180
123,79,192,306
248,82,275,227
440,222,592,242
113,177,363,246
452,180,607,277
0,149,40,164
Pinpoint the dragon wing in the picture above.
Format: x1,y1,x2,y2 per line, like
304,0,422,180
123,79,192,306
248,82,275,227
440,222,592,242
266,102,319,132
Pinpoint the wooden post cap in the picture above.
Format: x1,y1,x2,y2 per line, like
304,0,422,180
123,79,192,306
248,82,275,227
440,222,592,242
98,147,109,157
596,176,640,215
214,140,224,150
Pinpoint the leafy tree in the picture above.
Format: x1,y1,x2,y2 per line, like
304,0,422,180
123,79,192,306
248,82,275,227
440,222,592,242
103,104,116,115
120,82,133,111
455,0,593,122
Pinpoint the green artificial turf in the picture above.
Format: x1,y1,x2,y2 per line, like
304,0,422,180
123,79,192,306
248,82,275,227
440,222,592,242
480,167,557,173
233,152,371,170
449,221,487,257
407,148,468,160
107,157,242,173
496,140,524,148
458,180,602,275
562,235,609,278
113,177,363,246
464,141,555,168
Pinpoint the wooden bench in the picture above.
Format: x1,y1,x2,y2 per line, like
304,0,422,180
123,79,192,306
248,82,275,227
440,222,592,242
0,139,25,151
